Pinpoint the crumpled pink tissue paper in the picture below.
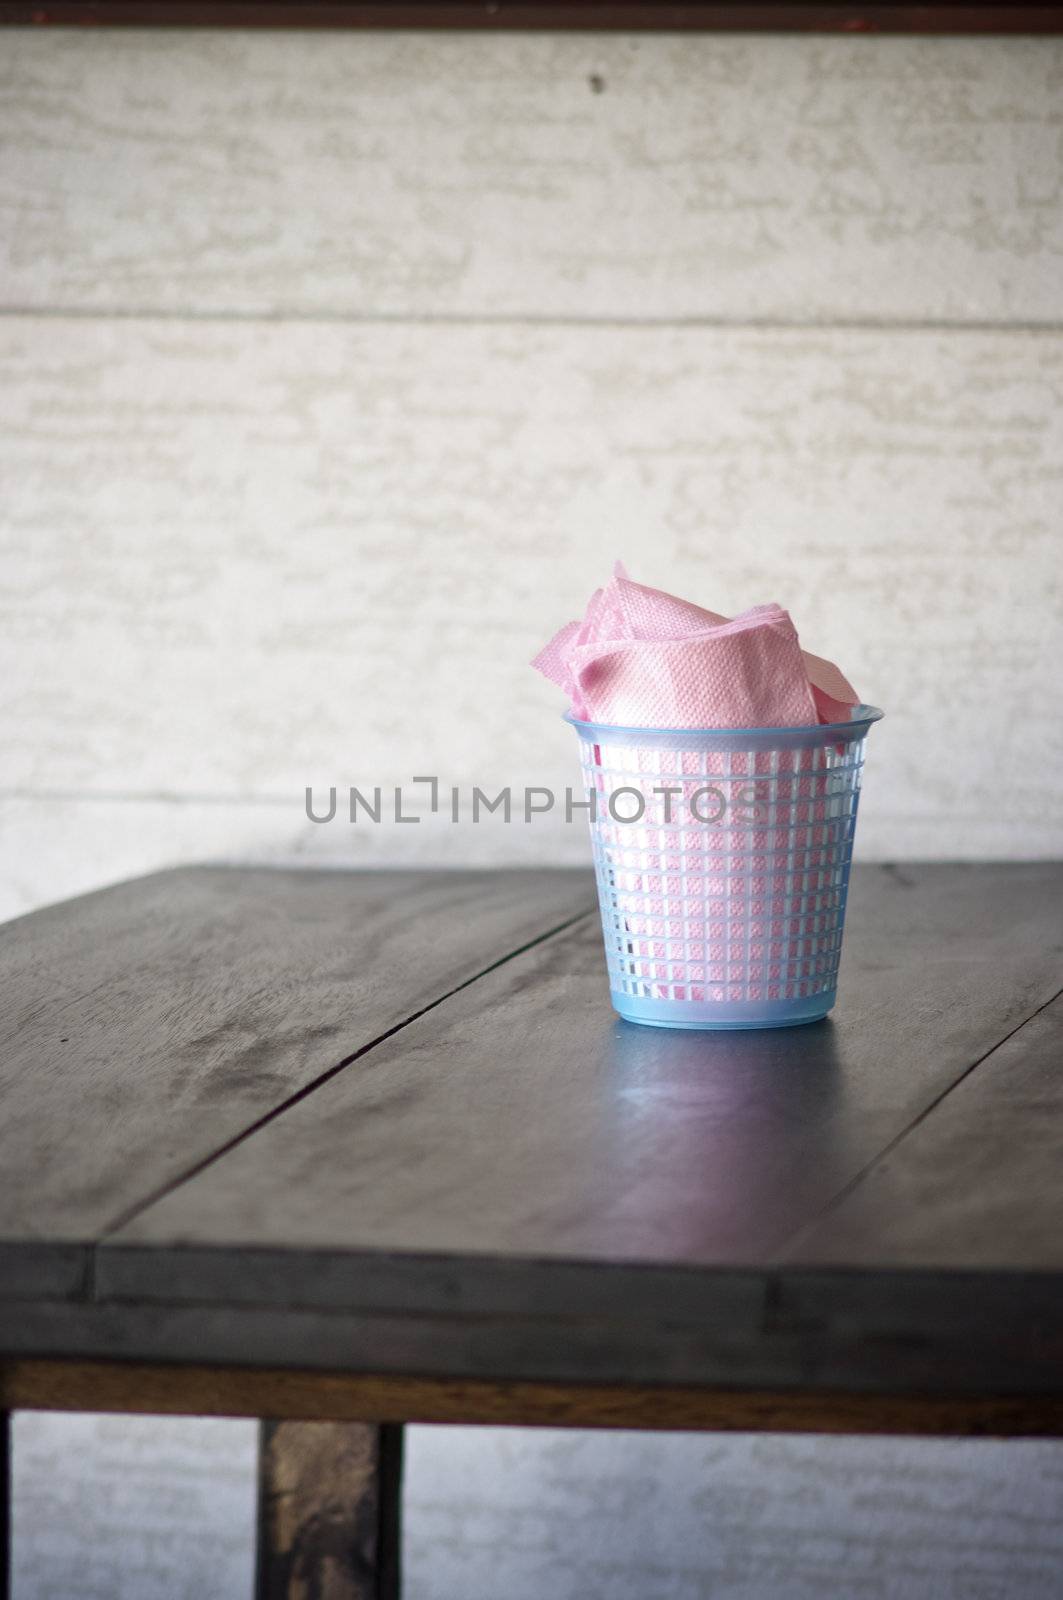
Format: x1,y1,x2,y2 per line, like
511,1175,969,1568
533,563,857,728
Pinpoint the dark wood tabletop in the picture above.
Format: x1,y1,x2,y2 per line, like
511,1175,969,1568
2,862,1062,1436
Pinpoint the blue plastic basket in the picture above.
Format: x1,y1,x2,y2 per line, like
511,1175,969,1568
568,706,883,1030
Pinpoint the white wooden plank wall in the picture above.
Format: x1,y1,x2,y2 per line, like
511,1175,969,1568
3,29,1062,1600
2,33,1063,920
12,1415,1063,1600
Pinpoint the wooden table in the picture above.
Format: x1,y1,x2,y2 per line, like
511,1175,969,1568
2,863,1062,1598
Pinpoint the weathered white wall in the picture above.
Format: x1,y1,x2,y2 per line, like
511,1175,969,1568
401,1426,1063,1600
11,1413,259,1600
12,1415,1063,1600
5,32,1062,322
2,32,1063,922
3,28,1063,1600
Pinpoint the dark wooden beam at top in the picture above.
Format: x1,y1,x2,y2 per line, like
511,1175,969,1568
1,3,1061,32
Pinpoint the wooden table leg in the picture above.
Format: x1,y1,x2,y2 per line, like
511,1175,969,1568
255,1420,403,1600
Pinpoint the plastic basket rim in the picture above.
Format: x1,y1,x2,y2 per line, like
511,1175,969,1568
564,703,884,741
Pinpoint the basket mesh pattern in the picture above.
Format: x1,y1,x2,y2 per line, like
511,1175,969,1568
578,730,869,1007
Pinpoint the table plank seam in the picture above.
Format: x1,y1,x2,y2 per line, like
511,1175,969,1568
769,976,1063,1264
96,905,597,1245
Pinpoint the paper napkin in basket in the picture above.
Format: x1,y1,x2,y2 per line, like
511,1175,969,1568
533,563,857,727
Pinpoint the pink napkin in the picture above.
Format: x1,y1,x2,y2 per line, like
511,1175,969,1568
533,564,858,728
